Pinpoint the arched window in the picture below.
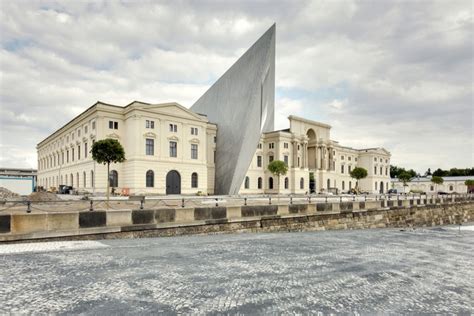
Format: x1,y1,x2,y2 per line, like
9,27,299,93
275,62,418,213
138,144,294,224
244,176,249,189
327,179,330,189
70,173,73,187
449,185,453,191
300,177,304,189
284,177,289,189
191,172,198,188
349,181,352,190
269,177,274,189
83,172,86,187
109,170,118,187
258,177,262,189
91,170,94,188
146,170,154,187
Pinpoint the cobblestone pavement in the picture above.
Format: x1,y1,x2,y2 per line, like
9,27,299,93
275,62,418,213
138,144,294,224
1,227,473,314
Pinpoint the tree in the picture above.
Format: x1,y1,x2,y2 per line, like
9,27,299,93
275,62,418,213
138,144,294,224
267,160,288,197
91,139,126,204
431,176,444,193
425,168,432,176
350,167,368,193
465,179,474,193
433,168,448,177
398,171,412,193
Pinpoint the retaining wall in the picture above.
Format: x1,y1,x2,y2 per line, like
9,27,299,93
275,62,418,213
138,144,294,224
1,196,473,243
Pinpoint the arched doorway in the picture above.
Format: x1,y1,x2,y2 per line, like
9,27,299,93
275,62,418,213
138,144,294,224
166,170,181,194
380,181,384,193
306,129,317,170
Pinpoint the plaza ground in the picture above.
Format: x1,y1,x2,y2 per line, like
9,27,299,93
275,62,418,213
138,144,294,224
0,226,473,314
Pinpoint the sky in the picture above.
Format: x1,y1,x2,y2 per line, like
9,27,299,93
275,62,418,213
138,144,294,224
0,0,472,174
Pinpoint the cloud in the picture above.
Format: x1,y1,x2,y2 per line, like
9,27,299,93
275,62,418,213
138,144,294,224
0,0,472,173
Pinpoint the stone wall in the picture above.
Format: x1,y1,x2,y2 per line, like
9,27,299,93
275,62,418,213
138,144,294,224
1,196,473,243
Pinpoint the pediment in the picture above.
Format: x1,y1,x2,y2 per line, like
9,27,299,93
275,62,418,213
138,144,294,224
106,133,120,139
143,103,207,122
143,132,157,138
167,135,179,141
189,138,200,144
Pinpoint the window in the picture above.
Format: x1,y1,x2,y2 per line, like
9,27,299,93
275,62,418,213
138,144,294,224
84,143,88,158
191,172,198,188
91,170,94,188
284,177,289,189
349,181,352,190
327,179,330,189
374,157,377,162
298,145,300,150
449,185,453,191
72,132,74,140
374,166,377,175
355,158,358,162
269,177,274,189
191,127,198,135
85,125,88,134
341,155,345,160
61,152,64,165
67,136,69,142
76,172,79,188
284,142,289,149
92,121,96,130
258,177,262,189
109,121,114,129
169,141,177,157
77,145,80,160
72,148,75,161
300,178,304,189
109,170,118,187
257,143,262,149
385,167,388,176
380,158,383,162
298,157,300,167
385,159,388,163
191,144,198,159
213,150,216,163
375,182,378,190
348,165,352,173
244,177,249,189
77,129,81,137
430,185,434,191
146,139,154,155
269,143,274,149
83,172,86,187
269,155,274,163
66,150,69,163
257,155,262,167
341,165,344,174
146,170,154,187
348,157,351,161
169,124,177,132
284,155,288,166
146,120,155,129
214,136,217,143
342,181,345,190
380,167,383,175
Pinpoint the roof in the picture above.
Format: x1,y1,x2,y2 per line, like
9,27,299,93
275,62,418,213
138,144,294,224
391,176,474,182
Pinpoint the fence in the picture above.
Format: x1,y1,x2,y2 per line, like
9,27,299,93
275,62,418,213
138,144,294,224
1,193,473,214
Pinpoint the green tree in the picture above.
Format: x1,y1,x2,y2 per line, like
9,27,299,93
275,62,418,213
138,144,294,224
267,160,288,197
91,139,126,204
432,168,448,177
431,176,444,193
398,171,412,193
465,179,474,193
350,167,368,193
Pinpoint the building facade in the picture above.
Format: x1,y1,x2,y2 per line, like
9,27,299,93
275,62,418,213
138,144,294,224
37,105,390,196
240,115,391,195
391,176,474,194
37,101,217,195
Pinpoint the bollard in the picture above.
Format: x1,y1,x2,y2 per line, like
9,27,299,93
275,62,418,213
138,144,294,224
215,198,219,207
89,200,94,211
26,201,31,213
269,196,272,205
181,198,185,208
140,198,144,210
244,197,247,206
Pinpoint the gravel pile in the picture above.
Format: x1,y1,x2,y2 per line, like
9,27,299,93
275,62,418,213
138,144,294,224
28,192,61,202
0,187,20,199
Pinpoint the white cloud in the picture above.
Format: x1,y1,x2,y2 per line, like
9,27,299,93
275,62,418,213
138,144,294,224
0,0,472,173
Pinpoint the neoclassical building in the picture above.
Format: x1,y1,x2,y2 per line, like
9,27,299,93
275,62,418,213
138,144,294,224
37,102,391,195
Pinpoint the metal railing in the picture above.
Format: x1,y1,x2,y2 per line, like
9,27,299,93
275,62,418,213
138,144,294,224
0,193,473,214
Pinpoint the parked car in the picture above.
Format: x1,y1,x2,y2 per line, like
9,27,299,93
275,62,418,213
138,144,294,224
58,185,73,194
437,191,448,195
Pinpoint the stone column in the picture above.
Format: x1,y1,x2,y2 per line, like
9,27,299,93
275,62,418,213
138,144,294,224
316,146,321,170
303,142,308,168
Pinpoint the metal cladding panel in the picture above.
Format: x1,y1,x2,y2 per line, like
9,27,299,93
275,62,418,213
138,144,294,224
191,24,276,195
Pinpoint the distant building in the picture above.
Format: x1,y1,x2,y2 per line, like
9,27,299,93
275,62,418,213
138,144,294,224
0,168,37,195
391,176,474,193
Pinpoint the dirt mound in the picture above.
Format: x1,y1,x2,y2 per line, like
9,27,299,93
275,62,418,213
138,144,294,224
0,187,20,199
28,191,61,202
